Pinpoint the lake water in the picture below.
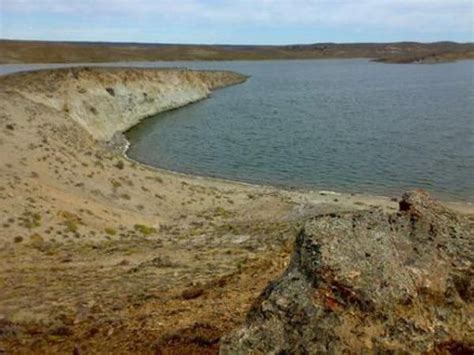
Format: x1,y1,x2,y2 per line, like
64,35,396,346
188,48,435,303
1,60,473,200
124,60,474,201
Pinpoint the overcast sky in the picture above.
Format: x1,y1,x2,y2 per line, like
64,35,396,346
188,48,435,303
1,0,472,44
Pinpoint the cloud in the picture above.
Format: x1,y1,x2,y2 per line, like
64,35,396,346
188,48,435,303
1,0,472,42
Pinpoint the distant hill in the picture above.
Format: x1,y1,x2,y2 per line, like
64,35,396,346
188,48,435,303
1,39,473,64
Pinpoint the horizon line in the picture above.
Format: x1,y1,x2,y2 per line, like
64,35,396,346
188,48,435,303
1,38,473,47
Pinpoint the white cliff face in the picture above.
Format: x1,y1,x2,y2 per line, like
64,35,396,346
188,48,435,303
6,67,247,141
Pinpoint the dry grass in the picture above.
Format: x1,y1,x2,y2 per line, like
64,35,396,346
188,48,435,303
0,67,472,353
1,39,473,64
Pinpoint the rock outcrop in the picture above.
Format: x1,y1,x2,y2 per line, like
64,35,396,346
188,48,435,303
1,67,247,141
221,190,473,354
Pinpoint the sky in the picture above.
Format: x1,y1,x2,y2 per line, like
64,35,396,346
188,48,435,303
0,0,473,44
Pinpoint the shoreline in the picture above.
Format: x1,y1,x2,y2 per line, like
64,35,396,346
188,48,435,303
118,80,473,211
1,39,473,64
1,65,472,208
1,66,472,353
117,90,474,211
123,148,474,214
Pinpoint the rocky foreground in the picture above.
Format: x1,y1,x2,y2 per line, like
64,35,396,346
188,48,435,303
0,67,472,353
222,191,473,354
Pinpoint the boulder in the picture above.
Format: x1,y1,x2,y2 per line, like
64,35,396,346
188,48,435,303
221,190,473,354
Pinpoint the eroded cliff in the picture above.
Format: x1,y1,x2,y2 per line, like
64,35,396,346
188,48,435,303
1,67,247,141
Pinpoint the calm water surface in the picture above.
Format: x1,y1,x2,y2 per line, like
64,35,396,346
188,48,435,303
126,60,474,201
2,60,473,200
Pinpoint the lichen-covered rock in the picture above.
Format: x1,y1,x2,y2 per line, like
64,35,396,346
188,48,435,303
221,190,473,354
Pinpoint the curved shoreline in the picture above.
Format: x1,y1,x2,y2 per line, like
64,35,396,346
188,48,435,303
122,149,474,213
1,66,473,353
121,89,473,210
123,117,474,207
1,65,471,210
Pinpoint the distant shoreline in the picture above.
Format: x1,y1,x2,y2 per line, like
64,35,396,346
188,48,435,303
1,39,473,64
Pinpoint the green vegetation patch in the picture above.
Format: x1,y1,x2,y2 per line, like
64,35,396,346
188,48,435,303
19,211,42,229
58,210,82,233
133,224,157,236
213,207,233,218
104,227,117,236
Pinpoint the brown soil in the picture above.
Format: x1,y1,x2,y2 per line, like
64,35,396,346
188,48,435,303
1,39,473,64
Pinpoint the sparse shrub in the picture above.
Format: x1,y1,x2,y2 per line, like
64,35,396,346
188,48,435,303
64,219,78,233
94,161,105,168
115,160,125,170
214,207,232,218
58,210,82,233
29,233,44,249
134,224,157,236
105,87,115,96
236,258,248,271
110,179,122,189
19,211,42,229
105,227,117,236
